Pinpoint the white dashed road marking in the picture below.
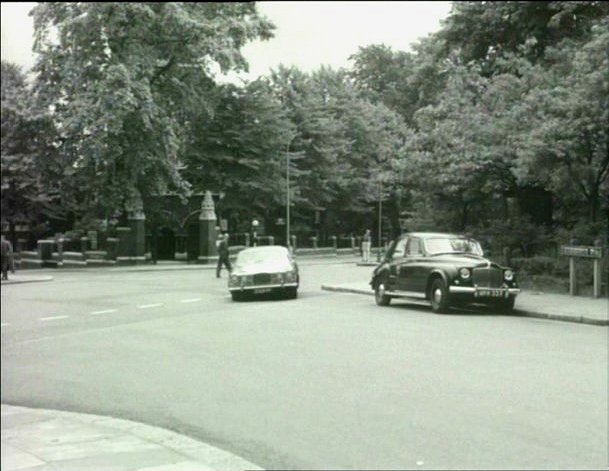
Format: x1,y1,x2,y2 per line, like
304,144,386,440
1,323,9,328
180,298,202,303
39,315,69,322
90,309,118,315
137,303,163,310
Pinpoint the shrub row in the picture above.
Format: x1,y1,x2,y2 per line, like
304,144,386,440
510,256,606,284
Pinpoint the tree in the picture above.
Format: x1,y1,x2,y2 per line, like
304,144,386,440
182,78,293,230
349,36,448,127
513,21,609,223
440,1,609,67
268,65,409,237
31,2,274,226
1,60,58,244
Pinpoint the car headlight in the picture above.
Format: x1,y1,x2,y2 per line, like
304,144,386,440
271,273,283,283
229,274,239,286
284,270,297,282
504,270,514,281
459,268,471,280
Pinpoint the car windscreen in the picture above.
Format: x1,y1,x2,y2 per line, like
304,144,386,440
236,248,289,266
424,237,483,256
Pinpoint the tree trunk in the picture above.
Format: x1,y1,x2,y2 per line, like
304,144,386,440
461,200,469,230
588,187,599,222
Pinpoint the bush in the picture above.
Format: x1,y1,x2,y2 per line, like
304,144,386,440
553,221,607,246
510,256,560,276
511,254,606,295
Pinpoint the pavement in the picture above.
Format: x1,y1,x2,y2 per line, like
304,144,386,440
1,404,262,471
0,273,54,285
321,280,609,326
2,256,607,471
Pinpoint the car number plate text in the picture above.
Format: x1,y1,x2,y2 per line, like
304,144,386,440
254,288,271,294
476,288,504,297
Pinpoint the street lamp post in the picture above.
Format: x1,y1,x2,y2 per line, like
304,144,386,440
252,219,259,246
377,179,383,262
286,140,291,248
285,132,300,249
285,114,328,249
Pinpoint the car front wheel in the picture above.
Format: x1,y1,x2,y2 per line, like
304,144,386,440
374,280,391,306
430,278,450,313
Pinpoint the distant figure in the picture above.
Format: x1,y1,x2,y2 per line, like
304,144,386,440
362,229,372,263
1,235,14,280
216,233,232,278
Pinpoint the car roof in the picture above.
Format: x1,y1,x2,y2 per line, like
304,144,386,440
238,245,289,254
405,232,468,239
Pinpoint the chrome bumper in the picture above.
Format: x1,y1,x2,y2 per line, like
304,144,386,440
229,283,298,292
449,286,520,295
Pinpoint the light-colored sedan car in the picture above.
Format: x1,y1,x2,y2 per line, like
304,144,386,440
228,245,299,301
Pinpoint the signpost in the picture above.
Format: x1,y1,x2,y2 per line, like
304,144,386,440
560,244,605,298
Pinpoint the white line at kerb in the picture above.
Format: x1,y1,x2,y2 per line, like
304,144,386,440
40,315,69,322
180,298,201,303
137,303,163,310
90,309,118,315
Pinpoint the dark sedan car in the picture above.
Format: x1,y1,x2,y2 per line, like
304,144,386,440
370,232,520,313
228,245,299,301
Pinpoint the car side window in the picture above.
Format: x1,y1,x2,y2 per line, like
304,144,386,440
406,238,422,256
392,238,408,258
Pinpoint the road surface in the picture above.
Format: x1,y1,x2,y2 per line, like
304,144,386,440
2,260,607,469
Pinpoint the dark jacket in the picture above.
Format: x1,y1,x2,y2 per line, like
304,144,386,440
1,239,12,256
218,239,229,257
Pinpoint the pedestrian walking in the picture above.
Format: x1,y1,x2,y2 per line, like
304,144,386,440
361,229,372,263
216,233,232,278
1,235,14,280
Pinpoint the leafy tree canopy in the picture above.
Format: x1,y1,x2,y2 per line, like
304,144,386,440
1,60,58,234
31,2,274,223
440,1,609,66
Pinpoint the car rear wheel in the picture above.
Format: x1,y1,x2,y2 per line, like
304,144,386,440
430,278,450,313
374,281,391,306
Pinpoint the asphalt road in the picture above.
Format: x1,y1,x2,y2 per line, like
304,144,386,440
1,261,607,470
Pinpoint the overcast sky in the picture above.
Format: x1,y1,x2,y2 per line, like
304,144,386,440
1,1,452,79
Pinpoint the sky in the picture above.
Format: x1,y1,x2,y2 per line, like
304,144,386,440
1,1,452,80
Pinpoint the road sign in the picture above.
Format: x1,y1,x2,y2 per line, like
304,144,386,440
560,246,603,259
561,245,605,298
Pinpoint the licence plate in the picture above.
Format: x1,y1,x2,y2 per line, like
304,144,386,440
476,288,504,298
254,288,271,294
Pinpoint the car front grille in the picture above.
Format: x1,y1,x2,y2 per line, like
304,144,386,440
253,273,272,284
472,267,503,287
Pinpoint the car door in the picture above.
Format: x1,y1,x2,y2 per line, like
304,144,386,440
398,237,427,294
387,237,407,291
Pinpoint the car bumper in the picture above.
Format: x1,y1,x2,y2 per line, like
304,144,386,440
229,283,298,293
449,286,520,297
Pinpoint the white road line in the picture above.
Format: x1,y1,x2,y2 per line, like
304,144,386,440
1,323,9,328
90,309,118,315
180,298,202,303
137,303,163,310
39,315,69,322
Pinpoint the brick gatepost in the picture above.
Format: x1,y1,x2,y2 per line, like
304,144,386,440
198,190,219,264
